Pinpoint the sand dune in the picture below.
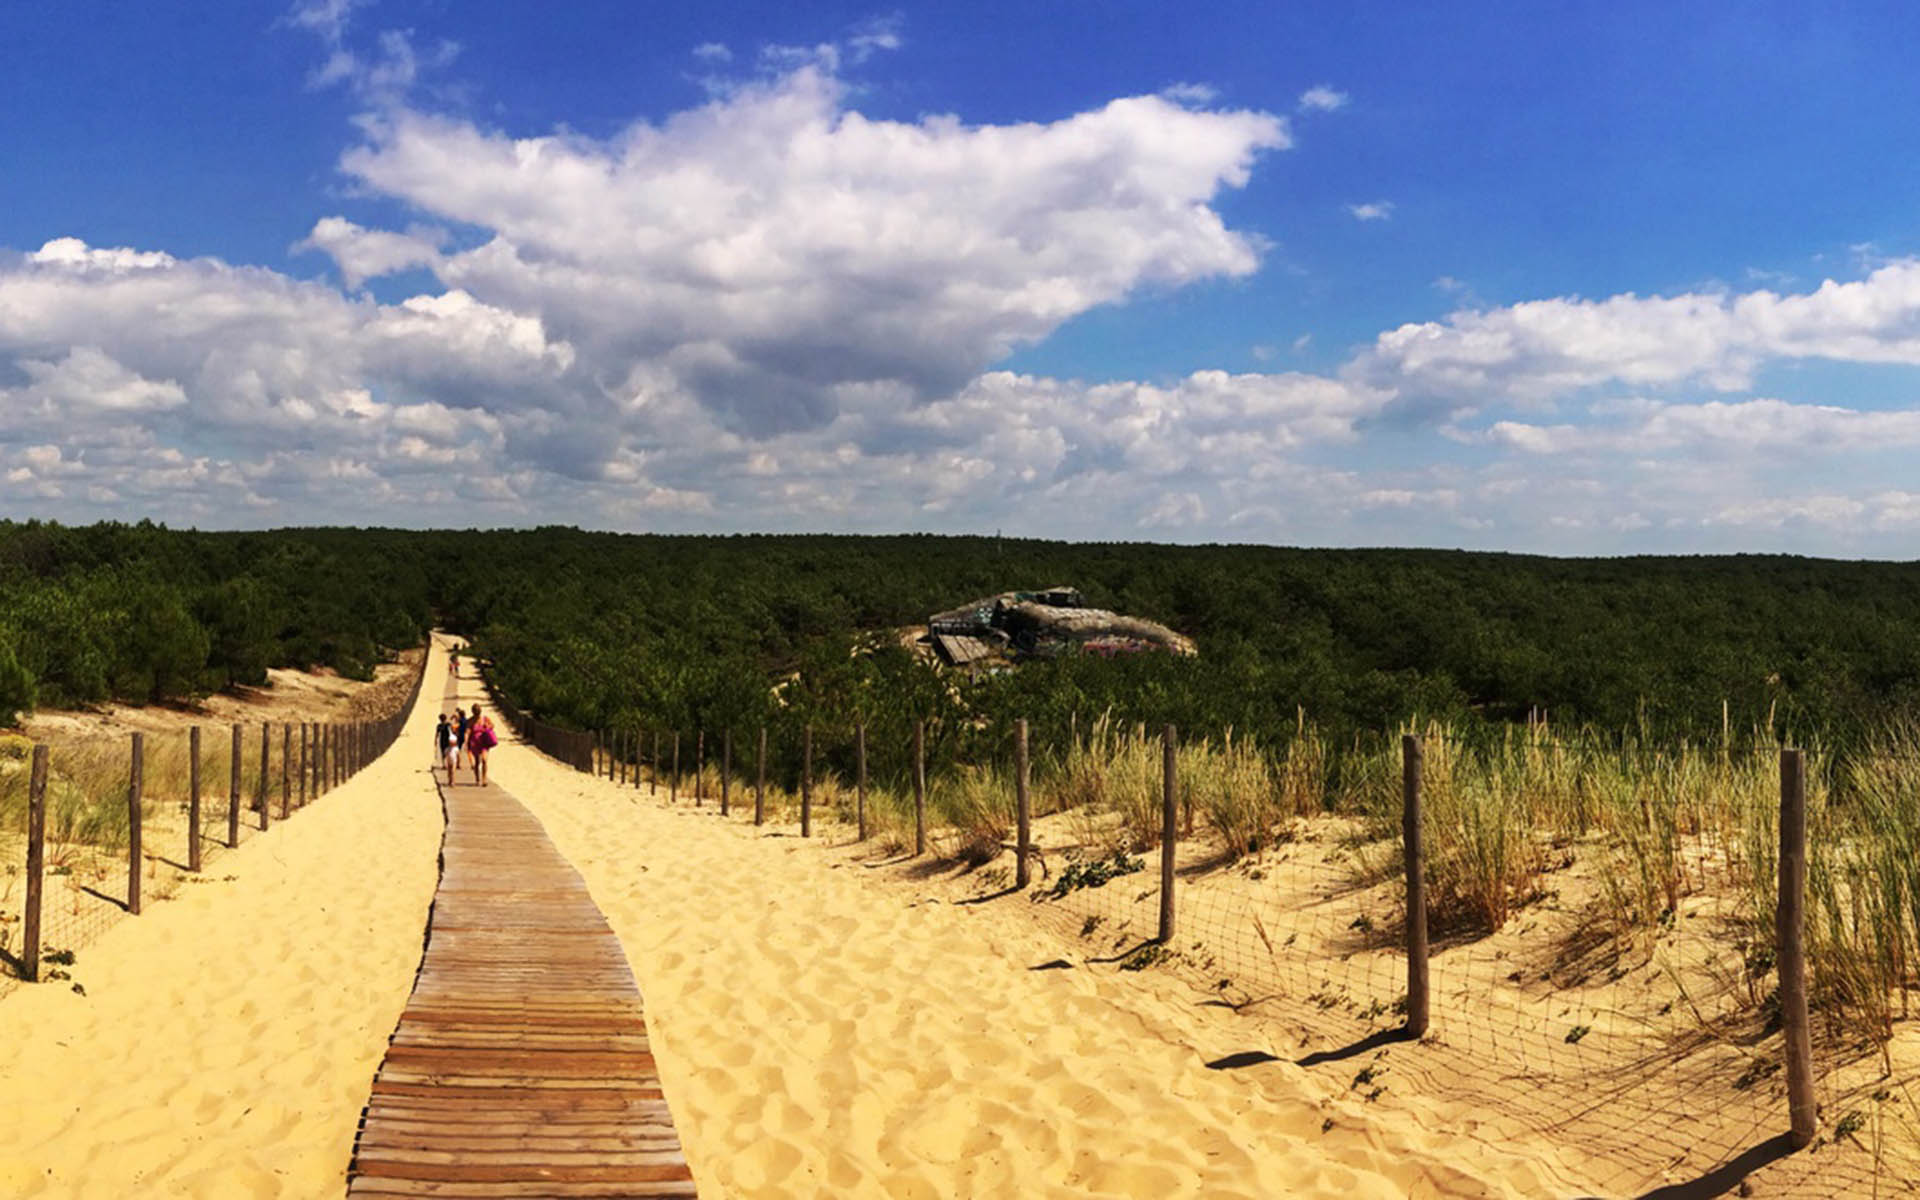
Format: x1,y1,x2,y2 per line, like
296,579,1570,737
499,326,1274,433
0,633,1595,1197
495,732,1599,1198
0,644,449,1198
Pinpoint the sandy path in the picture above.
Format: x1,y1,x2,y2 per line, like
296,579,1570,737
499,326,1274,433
0,642,450,1198
493,730,1596,1198
0,635,1599,1199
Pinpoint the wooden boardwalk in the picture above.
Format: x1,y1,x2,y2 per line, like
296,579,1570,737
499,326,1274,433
347,761,696,1197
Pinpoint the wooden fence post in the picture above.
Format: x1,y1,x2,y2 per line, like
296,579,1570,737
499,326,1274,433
258,722,271,831
281,724,291,819
670,733,680,803
801,724,813,838
1779,748,1817,1148
188,726,203,873
616,729,625,786
228,723,242,847
755,726,767,826
722,729,732,817
1015,718,1031,890
24,744,48,981
696,729,705,806
1158,724,1177,944
299,723,309,808
652,730,660,795
1403,734,1430,1038
128,732,144,916
856,722,867,842
913,719,927,858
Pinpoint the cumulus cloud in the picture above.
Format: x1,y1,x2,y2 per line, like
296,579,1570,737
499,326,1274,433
1347,201,1393,222
29,237,175,272
336,65,1287,433
296,216,444,288
1353,260,1920,411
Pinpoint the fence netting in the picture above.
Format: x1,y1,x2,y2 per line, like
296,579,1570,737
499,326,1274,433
1,647,427,1001
542,713,1920,1195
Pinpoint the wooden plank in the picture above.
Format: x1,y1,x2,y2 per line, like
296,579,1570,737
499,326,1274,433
348,771,696,1194
349,1178,698,1198
355,1162,693,1183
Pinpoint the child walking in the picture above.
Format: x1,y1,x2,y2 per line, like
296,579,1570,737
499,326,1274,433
435,713,457,779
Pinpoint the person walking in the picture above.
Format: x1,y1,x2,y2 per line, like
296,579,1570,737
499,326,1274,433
468,704,496,786
451,706,470,773
435,712,457,779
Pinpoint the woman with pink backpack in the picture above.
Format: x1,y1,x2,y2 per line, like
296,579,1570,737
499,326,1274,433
467,704,497,786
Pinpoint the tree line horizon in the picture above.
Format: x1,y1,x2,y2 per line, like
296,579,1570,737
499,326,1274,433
4,519,1919,766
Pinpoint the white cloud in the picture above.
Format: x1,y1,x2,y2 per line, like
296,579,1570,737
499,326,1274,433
691,42,732,63
1298,85,1348,112
6,347,188,415
295,216,444,288
29,237,174,272
846,13,904,61
337,66,1287,433
1484,397,1920,457
1353,259,1920,410
286,0,457,100
1347,201,1394,222
1161,82,1220,105
286,0,365,46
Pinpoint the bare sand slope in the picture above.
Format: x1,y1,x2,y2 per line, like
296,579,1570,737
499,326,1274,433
495,734,1600,1198
0,643,449,1198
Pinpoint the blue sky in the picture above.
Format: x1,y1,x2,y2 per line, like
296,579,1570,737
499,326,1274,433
7,2,1920,554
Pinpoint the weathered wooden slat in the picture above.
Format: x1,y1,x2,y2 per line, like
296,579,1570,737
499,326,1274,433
361,1108,682,1129
348,1178,699,1198
356,1147,688,1168
362,1113,687,1128
355,1161,694,1183
348,755,694,1195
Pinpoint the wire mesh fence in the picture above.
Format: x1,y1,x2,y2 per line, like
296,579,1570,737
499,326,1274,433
0,647,428,1000
526,709,1920,1195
